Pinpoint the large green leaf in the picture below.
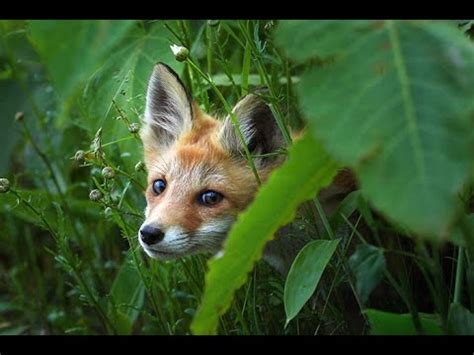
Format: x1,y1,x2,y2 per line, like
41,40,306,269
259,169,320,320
80,22,183,169
108,251,145,335
448,302,474,335
284,239,340,324
0,22,48,175
28,20,135,110
29,20,183,170
276,20,474,239
191,133,339,334
349,244,386,305
366,309,443,335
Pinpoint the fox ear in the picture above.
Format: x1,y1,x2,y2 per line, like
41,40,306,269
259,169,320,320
141,63,193,149
220,94,285,164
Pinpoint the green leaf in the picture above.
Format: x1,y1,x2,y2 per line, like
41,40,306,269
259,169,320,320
284,239,340,324
366,309,443,335
28,20,135,110
191,132,339,334
275,20,374,63
81,22,183,169
328,190,361,230
108,251,145,335
448,302,474,335
349,244,386,305
450,213,474,248
276,20,474,239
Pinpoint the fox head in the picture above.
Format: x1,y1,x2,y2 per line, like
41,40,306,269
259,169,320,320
138,63,286,260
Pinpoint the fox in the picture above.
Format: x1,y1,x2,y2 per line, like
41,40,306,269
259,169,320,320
138,62,356,275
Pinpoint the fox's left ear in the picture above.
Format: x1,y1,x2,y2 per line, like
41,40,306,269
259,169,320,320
141,63,193,149
220,94,285,164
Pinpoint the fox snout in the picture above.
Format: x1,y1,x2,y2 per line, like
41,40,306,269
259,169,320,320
139,225,165,245
138,216,236,260
138,223,194,260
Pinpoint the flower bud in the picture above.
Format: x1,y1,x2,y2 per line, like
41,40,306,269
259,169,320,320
101,167,115,179
89,189,103,202
0,178,10,193
129,123,140,134
14,112,24,123
104,207,113,217
207,20,220,27
170,44,189,62
74,150,85,162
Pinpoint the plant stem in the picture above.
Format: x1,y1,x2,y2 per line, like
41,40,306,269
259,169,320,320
454,246,465,305
185,58,261,185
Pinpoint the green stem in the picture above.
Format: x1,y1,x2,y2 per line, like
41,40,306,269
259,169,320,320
185,58,261,185
206,22,213,75
10,190,57,238
454,246,465,305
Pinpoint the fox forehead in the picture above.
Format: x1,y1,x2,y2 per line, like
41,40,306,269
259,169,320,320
144,112,258,208
145,114,228,182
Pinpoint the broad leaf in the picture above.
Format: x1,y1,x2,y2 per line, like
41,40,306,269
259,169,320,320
28,20,135,113
284,239,340,324
81,22,183,169
448,302,474,335
108,251,145,335
366,309,443,335
349,244,386,305
276,20,474,239
191,133,339,334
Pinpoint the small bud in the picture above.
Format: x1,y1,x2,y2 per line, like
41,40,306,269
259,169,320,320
264,21,274,32
89,189,103,202
14,111,24,123
74,150,85,162
128,123,140,134
104,207,113,217
207,20,220,27
170,44,189,62
134,161,145,172
0,178,10,193
101,167,115,179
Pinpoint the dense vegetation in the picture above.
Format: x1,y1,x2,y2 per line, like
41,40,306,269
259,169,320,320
1,20,474,335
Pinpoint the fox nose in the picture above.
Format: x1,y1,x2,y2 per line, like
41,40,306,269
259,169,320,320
140,225,165,245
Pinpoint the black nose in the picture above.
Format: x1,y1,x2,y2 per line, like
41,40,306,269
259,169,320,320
140,225,165,245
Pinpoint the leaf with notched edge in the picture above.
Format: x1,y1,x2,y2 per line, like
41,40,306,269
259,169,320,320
276,20,474,240
191,132,339,334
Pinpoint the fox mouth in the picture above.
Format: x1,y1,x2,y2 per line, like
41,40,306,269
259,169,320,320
143,248,177,260
139,235,197,261
139,237,219,261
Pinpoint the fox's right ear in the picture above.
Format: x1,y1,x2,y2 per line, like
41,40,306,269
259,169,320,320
141,63,193,149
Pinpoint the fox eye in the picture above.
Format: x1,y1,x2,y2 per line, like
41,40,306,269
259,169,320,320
152,179,166,195
199,190,223,206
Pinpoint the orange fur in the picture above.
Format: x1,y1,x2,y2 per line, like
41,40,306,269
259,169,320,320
142,104,266,236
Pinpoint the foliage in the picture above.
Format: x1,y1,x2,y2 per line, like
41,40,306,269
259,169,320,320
1,19,473,335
